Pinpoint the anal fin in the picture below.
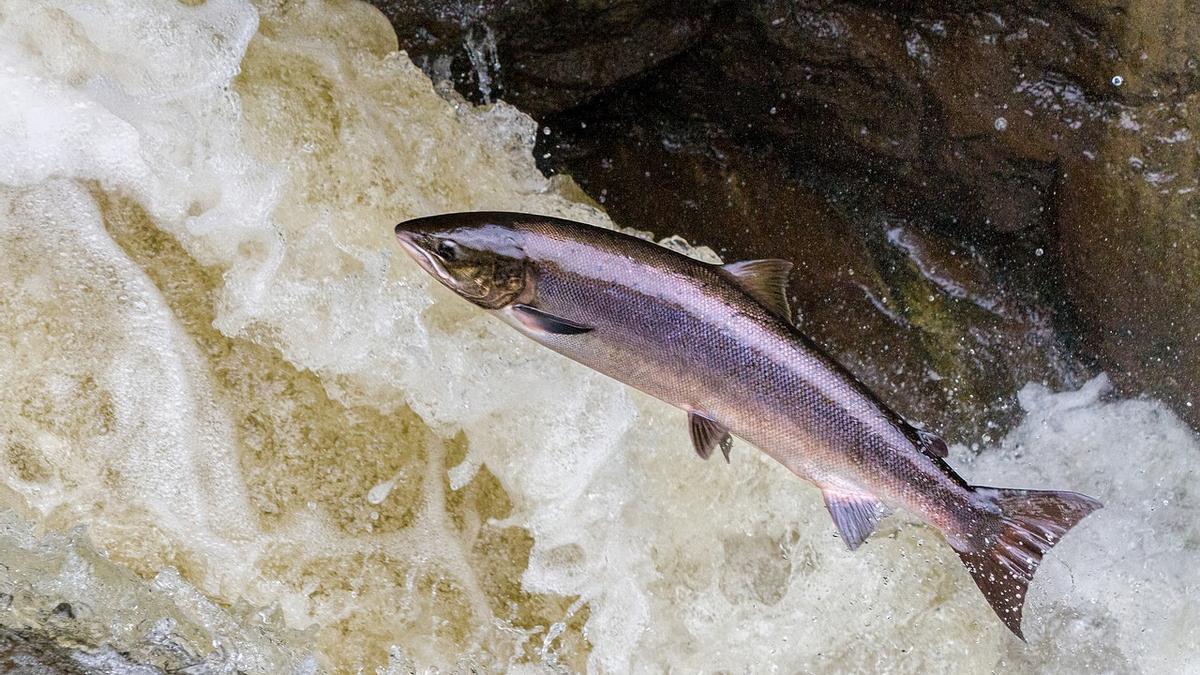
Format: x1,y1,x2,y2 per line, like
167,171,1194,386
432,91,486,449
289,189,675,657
822,489,888,550
688,412,733,462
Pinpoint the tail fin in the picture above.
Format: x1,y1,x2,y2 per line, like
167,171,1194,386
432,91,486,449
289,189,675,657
953,487,1102,640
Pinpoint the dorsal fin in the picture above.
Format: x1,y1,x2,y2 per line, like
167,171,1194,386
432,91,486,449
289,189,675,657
719,259,793,321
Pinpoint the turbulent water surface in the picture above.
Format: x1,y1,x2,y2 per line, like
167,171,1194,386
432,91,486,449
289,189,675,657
0,1,1197,672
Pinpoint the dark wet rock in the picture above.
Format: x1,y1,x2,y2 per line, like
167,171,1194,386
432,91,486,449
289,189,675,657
0,627,90,674
373,0,1200,431
1053,1,1200,421
0,626,164,674
374,0,720,112
50,602,74,620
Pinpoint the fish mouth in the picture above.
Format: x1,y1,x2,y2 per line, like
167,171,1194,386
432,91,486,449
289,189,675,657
395,229,450,280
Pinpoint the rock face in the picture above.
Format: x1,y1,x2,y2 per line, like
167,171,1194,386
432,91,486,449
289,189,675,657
1054,1,1200,427
374,0,721,111
375,0,1200,434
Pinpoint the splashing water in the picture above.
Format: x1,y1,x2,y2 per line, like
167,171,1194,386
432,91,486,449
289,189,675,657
0,1,1197,672
464,22,501,103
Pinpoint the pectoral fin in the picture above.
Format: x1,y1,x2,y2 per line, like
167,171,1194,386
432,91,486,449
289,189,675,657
719,259,794,321
510,304,593,335
688,412,733,462
822,489,889,550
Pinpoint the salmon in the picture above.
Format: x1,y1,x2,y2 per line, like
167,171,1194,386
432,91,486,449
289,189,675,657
394,211,1101,639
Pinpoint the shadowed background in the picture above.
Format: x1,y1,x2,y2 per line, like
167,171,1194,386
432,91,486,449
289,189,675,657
375,0,1200,440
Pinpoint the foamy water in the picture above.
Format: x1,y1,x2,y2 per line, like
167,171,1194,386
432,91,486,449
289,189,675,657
0,1,1196,672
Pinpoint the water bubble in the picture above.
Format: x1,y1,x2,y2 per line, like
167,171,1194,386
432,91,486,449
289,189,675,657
1111,75,1124,87
994,117,1008,131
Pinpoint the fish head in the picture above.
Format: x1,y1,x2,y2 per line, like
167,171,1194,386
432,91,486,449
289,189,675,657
395,212,531,309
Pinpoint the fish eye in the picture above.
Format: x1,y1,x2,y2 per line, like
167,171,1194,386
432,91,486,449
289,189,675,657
435,239,459,261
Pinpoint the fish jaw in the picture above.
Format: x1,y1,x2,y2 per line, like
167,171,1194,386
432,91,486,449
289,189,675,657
394,230,449,280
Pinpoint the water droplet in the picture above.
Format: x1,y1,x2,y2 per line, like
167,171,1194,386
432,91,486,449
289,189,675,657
994,117,1008,131
1035,247,1044,257
1111,75,1124,87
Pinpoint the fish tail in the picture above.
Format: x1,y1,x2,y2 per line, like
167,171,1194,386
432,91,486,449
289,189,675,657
951,486,1102,640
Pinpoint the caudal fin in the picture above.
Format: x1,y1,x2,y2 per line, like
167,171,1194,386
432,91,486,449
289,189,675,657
953,486,1102,640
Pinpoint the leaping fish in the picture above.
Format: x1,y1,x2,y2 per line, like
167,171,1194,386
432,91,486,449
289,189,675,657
394,211,1101,639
